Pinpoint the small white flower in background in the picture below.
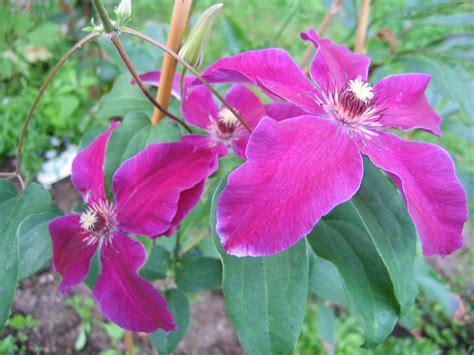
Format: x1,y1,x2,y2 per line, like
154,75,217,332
37,145,78,186
24,45,53,64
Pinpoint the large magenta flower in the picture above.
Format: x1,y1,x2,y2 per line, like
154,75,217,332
139,71,266,159
48,123,218,332
199,29,467,257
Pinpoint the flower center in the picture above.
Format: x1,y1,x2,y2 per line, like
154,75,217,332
316,78,382,137
218,108,239,127
80,200,117,245
209,108,242,141
347,77,374,103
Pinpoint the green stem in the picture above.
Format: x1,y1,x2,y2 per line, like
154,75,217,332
91,0,115,33
179,67,187,99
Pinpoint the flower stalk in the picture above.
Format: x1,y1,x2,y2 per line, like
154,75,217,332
91,0,115,33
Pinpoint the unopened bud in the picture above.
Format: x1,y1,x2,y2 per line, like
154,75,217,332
115,0,132,26
179,3,223,67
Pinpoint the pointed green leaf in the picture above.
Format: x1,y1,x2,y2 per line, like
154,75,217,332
309,252,348,306
211,180,309,354
0,182,51,332
308,160,417,347
149,289,190,355
175,255,222,292
140,244,170,281
18,205,62,280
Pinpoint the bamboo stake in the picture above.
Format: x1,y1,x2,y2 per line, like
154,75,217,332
151,0,193,125
354,0,371,54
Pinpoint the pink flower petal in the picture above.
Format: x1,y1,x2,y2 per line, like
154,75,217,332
182,86,218,129
301,29,370,92
49,214,97,292
113,142,218,236
163,181,206,236
230,136,249,159
359,132,467,256
217,116,363,256
223,84,266,129
264,102,307,121
93,233,175,332
71,123,118,205
374,74,442,135
197,49,320,113
181,134,228,157
136,71,194,100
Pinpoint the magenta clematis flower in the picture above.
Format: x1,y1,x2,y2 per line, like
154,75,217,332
139,71,266,159
198,29,467,257
48,123,218,332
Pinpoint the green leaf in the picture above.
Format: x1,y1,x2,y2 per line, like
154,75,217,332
149,289,190,355
18,205,62,280
103,113,181,194
96,73,153,119
211,180,309,355
309,252,348,306
176,255,222,292
84,251,101,289
0,182,51,333
308,160,417,347
211,154,244,179
0,180,17,201
140,244,170,281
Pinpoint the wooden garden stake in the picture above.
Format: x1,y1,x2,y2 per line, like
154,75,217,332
151,0,193,125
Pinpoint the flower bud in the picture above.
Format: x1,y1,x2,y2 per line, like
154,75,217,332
117,0,132,19
114,0,132,28
179,3,223,67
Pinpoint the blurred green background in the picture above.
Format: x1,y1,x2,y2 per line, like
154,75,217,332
0,0,472,353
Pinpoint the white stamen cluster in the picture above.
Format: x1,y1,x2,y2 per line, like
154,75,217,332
218,108,239,127
79,200,117,247
348,77,374,103
80,209,98,231
314,78,384,140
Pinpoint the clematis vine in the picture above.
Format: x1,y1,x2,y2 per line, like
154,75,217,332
138,71,267,159
48,123,218,332
198,29,468,258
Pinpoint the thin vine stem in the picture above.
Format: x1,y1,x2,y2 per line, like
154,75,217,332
110,34,192,132
122,27,252,133
15,32,100,179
